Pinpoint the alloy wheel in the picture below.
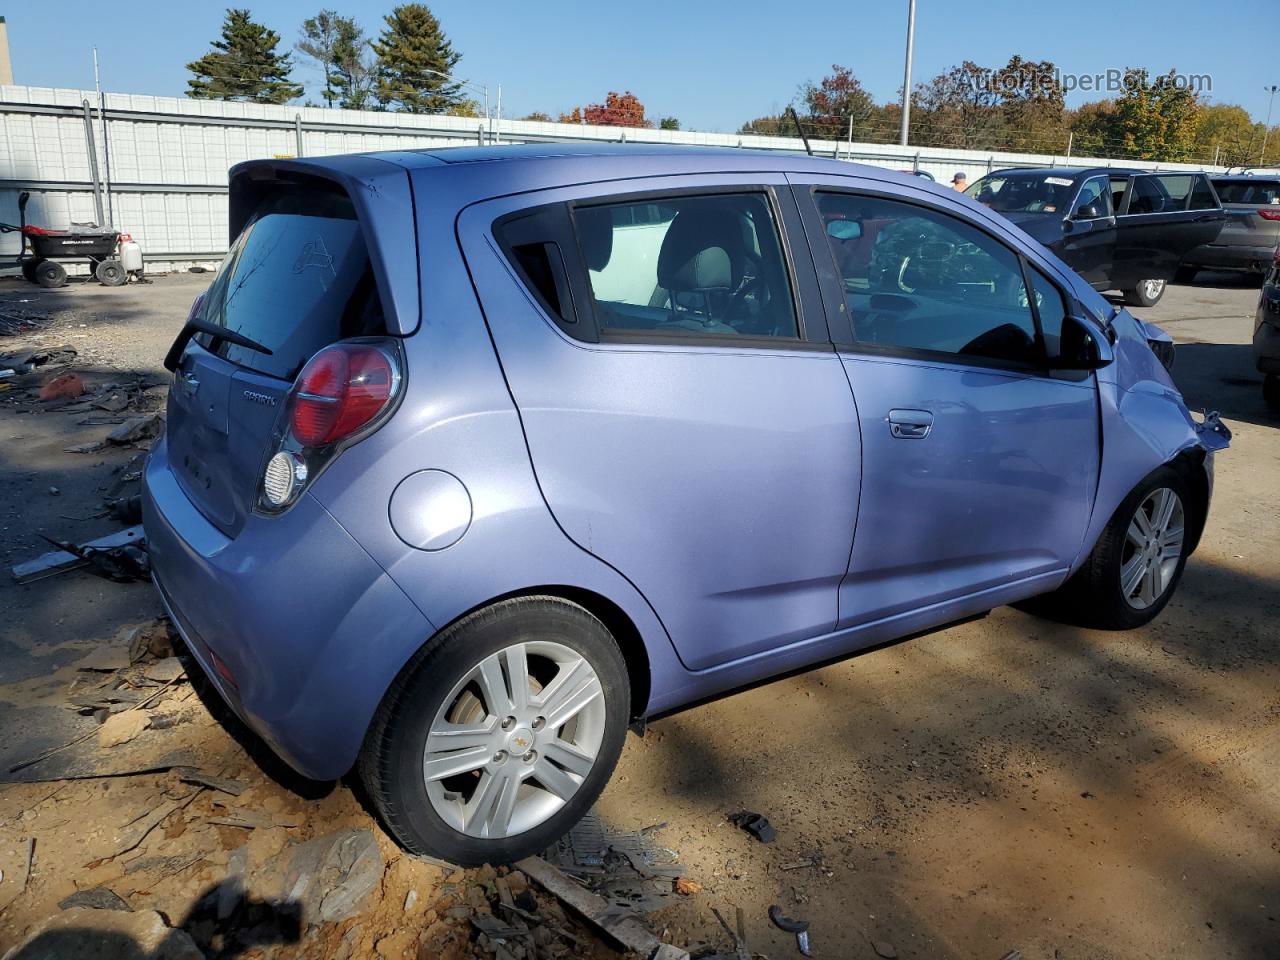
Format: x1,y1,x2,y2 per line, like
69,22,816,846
1140,278,1166,301
423,640,606,839
1120,486,1184,610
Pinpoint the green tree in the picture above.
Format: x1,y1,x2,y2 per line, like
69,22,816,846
1067,100,1119,157
521,111,553,122
1112,68,1202,161
911,60,1004,149
187,9,303,104
993,56,1067,152
372,3,464,113
298,10,376,110
659,116,680,131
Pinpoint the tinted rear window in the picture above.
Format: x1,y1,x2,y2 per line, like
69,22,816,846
196,182,384,380
1212,180,1280,205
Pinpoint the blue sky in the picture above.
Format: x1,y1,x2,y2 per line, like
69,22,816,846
6,0,1278,131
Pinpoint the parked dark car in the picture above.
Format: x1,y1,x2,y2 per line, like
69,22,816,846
968,167,1226,306
1255,247,1280,408
144,146,1229,865
1180,174,1280,279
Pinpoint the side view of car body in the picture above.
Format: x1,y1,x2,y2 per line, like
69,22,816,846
968,166,1226,307
144,146,1230,864
1181,174,1280,279
1255,247,1280,408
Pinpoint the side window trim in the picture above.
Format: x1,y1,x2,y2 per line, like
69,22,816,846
1072,175,1114,220
794,182,1077,377
564,184,821,349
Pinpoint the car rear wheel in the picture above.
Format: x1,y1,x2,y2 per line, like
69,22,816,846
358,596,630,865
1122,278,1167,307
1025,466,1192,630
1264,373,1280,410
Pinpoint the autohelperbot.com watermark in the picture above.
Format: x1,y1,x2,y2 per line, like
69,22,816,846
969,68,1212,97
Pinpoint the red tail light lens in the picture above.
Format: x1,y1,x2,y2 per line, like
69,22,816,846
290,344,398,447
1257,208,1280,221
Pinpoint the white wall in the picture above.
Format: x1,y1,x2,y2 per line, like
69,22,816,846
0,83,1225,274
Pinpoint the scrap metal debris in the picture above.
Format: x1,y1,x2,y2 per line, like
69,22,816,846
34,527,149,582
769,904,814,956
11,524,144,583
518,855,691,960
542,810,686,913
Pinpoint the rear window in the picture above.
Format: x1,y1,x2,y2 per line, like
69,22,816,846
196,181,385,380
1212,180,1280,205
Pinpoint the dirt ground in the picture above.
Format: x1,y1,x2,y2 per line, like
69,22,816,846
0,270,1276,960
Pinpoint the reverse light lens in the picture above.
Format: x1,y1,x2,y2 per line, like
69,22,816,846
263,451,307,506
290,344,396,447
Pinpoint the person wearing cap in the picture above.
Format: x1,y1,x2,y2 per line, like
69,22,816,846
951,172,968,192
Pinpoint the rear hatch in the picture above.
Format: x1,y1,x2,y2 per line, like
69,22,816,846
166,177,388,538
1211,179,1280,246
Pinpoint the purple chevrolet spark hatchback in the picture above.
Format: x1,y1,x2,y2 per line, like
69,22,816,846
143,145,1230,864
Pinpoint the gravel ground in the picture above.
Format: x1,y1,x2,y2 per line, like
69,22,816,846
0,269,1276,959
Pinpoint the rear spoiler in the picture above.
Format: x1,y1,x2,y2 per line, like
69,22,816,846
227,156,423,336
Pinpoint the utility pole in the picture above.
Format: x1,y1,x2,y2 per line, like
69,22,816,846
93,47,113,228
899,0,916,147
1262,85,1279,167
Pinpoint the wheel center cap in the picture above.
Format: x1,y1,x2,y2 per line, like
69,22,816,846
507,727,535,753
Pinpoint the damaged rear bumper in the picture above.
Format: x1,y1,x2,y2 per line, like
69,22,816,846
142,435,433,781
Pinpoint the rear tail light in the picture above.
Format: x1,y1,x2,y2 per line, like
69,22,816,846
256,340,403,514
291,344,396,446
1257,208,1280,221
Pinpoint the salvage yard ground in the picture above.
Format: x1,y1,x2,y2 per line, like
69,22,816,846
0,271,1276,960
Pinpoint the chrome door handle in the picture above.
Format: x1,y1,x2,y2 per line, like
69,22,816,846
887,409,933,439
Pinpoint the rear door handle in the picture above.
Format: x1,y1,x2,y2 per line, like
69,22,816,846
887,408,934,439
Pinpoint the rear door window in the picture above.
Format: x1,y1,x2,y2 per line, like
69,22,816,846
573,193,798,340
197,181,384,380
1212,179,1280,205
1126,176,1173,215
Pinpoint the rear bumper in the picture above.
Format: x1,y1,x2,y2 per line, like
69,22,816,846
143,434,434,781
1183,242,1275,272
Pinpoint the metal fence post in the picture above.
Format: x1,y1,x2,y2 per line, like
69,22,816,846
294,114,304,158
81,99,106,226
477,124,484,146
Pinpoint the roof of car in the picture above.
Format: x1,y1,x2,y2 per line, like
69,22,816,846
344,142,938,183
978,166,1148,179
1210,172,1280,180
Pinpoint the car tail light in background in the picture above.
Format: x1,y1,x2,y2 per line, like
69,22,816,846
257,340,403,513
1257,208,1280,221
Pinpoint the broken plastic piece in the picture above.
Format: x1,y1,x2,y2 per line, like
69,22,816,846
727,810,776,843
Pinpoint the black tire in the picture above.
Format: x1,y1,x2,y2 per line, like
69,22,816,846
95,258,127,286
1174,266,1197,284
1264,373,1280,411
1028,465,1193,630
20,259,39,283
33,259,67,288
359,596,630,865
1122,278,1167,307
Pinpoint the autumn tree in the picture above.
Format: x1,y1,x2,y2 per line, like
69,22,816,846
187,9,303,103
799,65,878,139
993,56,1067,151
1111,68,1202,161
1067,100,1119,156
1193,103,1261,167
522,111,553,122
559,92,649,127
911,60,1004,149
372,3,465,113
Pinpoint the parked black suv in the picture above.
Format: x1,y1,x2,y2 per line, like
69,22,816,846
969,167,1226,306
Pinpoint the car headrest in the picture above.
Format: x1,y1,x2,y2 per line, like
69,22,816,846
656,203,743,292
575,206,614,272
